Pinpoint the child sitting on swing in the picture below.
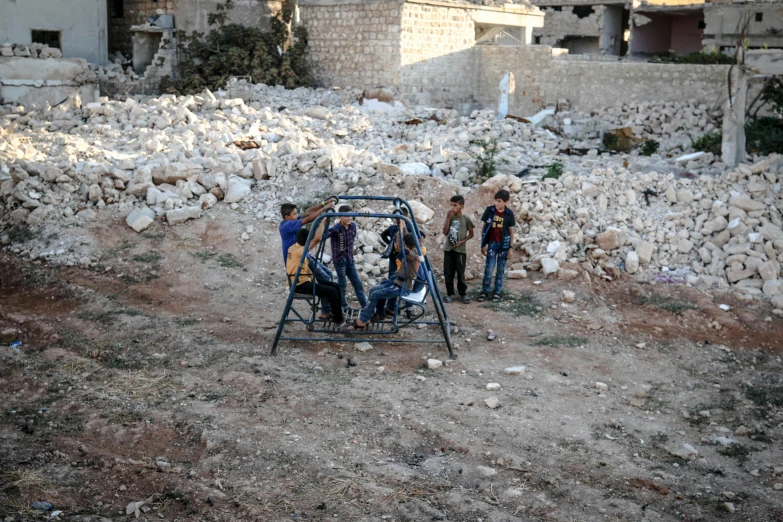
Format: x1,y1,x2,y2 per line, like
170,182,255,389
346,233,420,331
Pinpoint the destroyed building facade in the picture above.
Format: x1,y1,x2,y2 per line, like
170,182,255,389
528,0,783,57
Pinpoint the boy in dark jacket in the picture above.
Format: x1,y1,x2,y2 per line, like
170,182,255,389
327,205,368,310
478,190,515,302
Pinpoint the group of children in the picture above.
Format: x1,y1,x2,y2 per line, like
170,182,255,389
280,189,516,330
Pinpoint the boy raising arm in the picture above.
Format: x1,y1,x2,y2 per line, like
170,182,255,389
442,195,474,303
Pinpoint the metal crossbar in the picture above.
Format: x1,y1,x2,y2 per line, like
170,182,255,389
271,196,455,359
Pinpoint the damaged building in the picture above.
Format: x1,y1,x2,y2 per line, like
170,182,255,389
530,0,628,56
529,0,783,57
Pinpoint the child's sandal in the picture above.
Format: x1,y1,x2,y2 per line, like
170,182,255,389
492,293,501,302
477,294,487,303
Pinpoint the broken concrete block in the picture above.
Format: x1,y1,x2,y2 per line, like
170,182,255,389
541,257,559,275
305,106,331,120
408,201,434,223
758,261,779,281
763,280,783,297
729,196,764,213
166,206,201,225
125,207,155,233
596,230,619,250
625,251,640,273
224,175,252,203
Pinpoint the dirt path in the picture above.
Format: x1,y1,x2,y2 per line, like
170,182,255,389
1,212,782,522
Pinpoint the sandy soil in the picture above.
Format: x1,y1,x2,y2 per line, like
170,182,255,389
1,206,782,522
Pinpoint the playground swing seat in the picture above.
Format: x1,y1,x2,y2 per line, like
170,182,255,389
271,195,455,359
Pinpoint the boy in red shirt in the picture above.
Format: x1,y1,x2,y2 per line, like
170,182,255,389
478,190,515,302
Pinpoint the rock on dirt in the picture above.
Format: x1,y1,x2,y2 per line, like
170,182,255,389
484,396,501,409
503,366,526,375
427,359,443,369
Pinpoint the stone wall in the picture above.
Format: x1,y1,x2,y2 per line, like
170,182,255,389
0,57,99,107
476,45,729,115
109,0,178,57
299,0,402,90
398,1,478,110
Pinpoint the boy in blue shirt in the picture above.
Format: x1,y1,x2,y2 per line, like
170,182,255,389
279,198,337,318
478,190,515,303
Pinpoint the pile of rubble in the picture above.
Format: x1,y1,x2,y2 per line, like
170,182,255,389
556,100,722,153
483,153,783,304
0,83,780,305
0,43,63,59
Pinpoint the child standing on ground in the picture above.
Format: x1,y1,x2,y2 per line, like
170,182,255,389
327,205,368,311
442,195,474,303
478,190,516,303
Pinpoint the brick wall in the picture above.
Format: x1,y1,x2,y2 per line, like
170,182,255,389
398,1,477,110
299,0,403,90
109,0,177,56
476,45,729,115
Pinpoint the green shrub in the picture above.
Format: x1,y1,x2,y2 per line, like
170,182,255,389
745,117,783,155
691,132,722,154
602,132,620,151
470,138,504,183
161,0,312,95
542,162,564,180
640,140,659,156
650,50,734,65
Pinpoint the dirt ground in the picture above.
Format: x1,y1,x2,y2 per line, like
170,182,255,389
1,206,783,522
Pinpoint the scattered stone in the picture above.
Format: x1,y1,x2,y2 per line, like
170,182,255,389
484,396,501,409
166,206,202,225
561,290,575,303
541,257,559,275
356,342,373,352
125,207,155,233
596,230,619,250
476,465,497,477
625,251,639,274
503,366,526,375
595,382,608,391
486,383,501,391
427,359,443,370
668,443,698,460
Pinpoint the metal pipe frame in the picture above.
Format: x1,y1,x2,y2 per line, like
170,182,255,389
271,196,455,359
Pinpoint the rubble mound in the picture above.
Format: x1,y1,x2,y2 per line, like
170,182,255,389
0,83,780,303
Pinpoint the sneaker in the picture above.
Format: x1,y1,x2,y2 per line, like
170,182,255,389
461,295,471,304
443,295,454,303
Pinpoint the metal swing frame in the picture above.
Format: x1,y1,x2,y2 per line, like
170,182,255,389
271,196,455,359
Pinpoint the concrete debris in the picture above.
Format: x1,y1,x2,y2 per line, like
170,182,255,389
484,396,501,409
486,382,501,391
427,359,443,370
0,83,779,304
503,366,526,375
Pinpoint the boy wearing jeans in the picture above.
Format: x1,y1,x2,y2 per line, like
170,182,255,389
328,205,368,310
478,190,516,303
442,195,474,303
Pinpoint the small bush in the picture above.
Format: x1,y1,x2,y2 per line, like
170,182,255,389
638,295,698,314
650,50,734,65
7,225,34,243
162,0,312,95
470,138,505,183
640,140,659,156
217,253,244,269
745,117,783,155
691,132,722,154
542,162,564,180
602,133,620,151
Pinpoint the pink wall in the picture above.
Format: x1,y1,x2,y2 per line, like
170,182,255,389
633,13,673,55
633,12,705,55
670,14,704,54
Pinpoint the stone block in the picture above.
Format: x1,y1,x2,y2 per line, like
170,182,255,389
596,230,619,250
166,206,202,225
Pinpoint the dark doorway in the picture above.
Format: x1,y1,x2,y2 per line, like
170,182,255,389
620,8,630,56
